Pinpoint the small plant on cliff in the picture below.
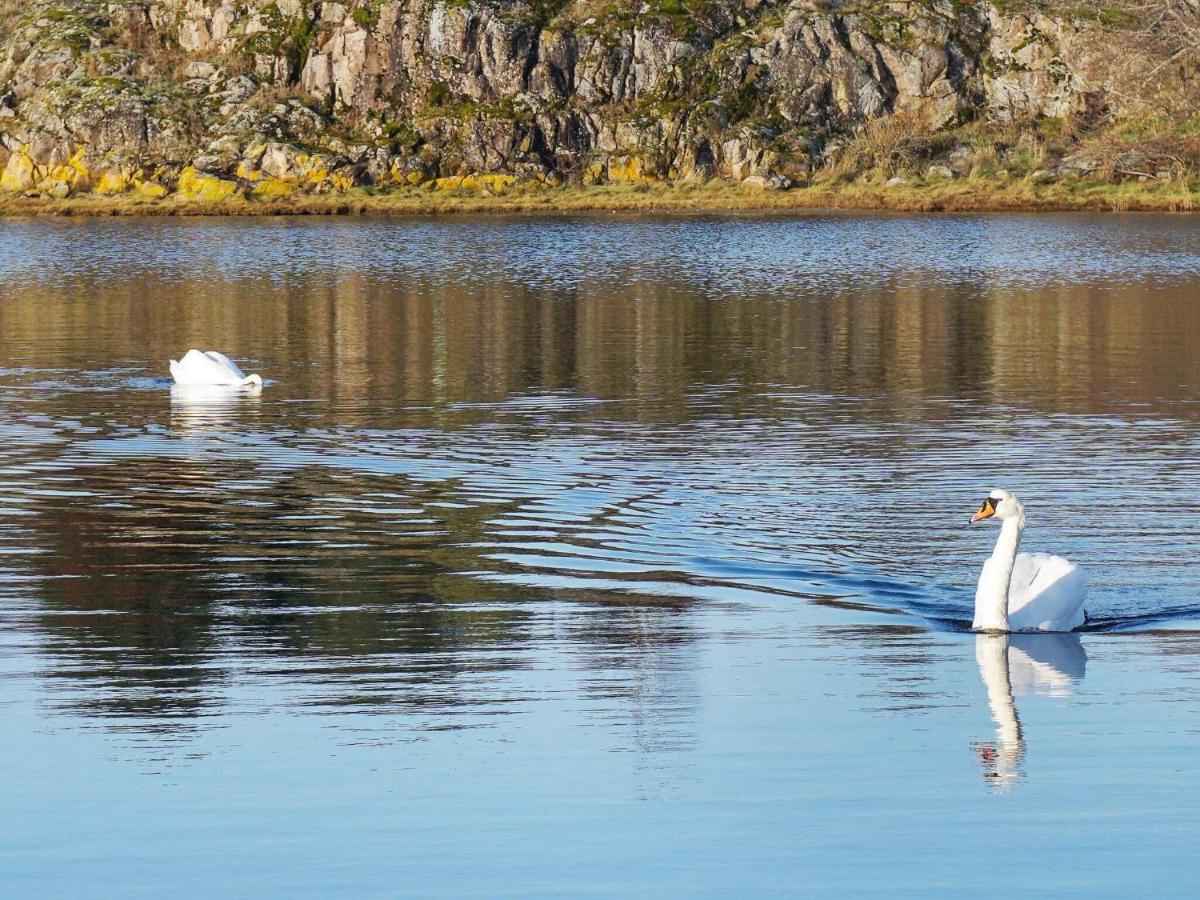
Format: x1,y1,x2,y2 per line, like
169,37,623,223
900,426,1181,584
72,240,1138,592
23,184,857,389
427,81,452,108
351,1,380,29
287,13,319,79
382,121,424,153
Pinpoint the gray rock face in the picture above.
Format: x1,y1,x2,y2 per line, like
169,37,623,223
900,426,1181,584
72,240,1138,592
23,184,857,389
0,0,1139,195
984,8,1097,121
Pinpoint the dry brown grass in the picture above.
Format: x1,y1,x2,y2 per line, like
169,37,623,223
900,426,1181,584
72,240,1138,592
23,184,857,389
828,114,955,181
1,177,1197,218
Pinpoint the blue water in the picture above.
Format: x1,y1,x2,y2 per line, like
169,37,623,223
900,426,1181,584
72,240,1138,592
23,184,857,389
2,213,1200,895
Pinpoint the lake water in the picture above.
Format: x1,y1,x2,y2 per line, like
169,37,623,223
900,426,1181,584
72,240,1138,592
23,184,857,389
2,213,1200,895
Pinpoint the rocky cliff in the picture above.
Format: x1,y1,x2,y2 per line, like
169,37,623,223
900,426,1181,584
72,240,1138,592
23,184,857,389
0,0,1194,200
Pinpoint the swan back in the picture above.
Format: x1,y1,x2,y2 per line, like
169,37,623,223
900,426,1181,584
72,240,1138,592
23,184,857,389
200,350,246,380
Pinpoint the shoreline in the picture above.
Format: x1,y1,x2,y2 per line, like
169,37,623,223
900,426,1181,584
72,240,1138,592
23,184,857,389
0,178,1196,217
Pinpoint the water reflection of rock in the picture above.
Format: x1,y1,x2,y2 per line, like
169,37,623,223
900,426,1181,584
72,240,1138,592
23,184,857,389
16,449,706,754
973,633,1086,790
6,263,1200,419
18,457,509,726
23,461,230,729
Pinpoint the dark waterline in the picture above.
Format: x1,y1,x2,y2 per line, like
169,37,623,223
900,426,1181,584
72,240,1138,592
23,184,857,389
2,213,1200,895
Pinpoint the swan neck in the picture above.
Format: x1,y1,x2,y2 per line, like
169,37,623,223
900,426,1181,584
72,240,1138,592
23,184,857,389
995,516,1024,564
974,518,1024,631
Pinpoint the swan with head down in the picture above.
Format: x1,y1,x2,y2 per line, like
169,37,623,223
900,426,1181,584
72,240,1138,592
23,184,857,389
968,489,1086,632
169,349,262,388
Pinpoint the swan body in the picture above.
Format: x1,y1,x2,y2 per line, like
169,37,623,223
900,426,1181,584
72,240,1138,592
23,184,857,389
969,489,1086,633
170,349,262,388
976,551,1085,632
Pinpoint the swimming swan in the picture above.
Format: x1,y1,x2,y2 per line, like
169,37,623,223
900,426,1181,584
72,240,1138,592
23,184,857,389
968,489,1086,632
169,349,263,388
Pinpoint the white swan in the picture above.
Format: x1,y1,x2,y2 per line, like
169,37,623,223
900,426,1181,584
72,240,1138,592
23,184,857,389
968,489,1086,632
169,349,263,388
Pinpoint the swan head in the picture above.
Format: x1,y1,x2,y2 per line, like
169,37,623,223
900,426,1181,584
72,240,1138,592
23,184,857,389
242,373,263,388
969,489,1026,528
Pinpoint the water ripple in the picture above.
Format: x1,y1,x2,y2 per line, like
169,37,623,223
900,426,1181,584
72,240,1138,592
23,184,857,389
2,214,1200,736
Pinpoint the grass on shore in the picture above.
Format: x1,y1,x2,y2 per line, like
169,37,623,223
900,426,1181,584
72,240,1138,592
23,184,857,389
0,175,1197,216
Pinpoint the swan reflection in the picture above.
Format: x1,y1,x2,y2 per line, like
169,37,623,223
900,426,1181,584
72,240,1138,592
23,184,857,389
170,383,262,433
973,633,1086,790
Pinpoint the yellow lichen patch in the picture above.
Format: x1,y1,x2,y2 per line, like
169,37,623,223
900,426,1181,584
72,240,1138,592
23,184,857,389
433,173,515,192
582,161,606,186
235,161,262,181
38,148,91,196
251,177,295,200
67,148,89,181
176,166,239,202
0,149,38,192
607,156,650,185
476,174,514,191
329,171,354,192
293,152,331,185
135,180,168,199
95,169,132,195
385,160,430,187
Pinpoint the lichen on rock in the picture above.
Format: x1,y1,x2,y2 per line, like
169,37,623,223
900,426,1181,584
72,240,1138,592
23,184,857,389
177,166,240,201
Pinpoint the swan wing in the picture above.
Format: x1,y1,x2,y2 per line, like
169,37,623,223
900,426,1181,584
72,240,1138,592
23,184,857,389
1007,552,1086,632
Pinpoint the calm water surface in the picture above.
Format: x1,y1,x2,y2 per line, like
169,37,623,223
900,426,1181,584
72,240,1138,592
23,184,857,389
3,213,1200,895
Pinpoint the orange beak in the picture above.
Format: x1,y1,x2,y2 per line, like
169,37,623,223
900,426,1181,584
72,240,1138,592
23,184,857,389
969,498,996,524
